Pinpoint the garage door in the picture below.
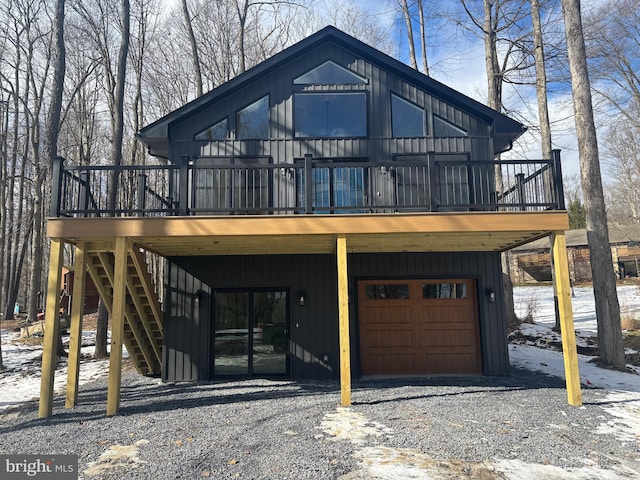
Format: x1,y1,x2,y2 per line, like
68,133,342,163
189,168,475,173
358,279,481,375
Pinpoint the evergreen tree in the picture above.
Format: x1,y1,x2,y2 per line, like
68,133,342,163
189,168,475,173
568,197,586,229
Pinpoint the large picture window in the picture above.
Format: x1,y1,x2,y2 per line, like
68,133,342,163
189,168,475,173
294,92,367,138
391,93,425,137
237,96,269,139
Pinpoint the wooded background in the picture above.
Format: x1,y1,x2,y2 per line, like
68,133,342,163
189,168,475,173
0,0,637,369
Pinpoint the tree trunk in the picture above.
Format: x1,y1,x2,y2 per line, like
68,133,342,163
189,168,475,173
181,0,203,97
561,0,625,369
417,0,429,75
236,0,249,73
400,0,418,70
95,300,109,358
97,0,131,357
36,0,67,357
531,0,561,330
480,0,516,327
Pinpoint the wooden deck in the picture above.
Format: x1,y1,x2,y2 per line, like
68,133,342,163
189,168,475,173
47,211,569,256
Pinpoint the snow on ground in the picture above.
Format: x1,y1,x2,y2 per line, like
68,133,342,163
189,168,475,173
0,329,112,412
513,284,640,334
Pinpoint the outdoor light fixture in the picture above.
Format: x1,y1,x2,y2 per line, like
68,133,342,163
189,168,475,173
194,290,204,305
486,288,496,303
298,290,306,307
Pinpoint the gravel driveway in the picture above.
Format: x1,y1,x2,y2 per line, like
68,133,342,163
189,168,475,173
1,368,639,479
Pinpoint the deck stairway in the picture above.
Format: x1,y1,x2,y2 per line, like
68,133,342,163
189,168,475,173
85,248,163,375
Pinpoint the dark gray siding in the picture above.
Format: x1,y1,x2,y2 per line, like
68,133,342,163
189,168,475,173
164,264,211,381
166,255,339,381
168,42,494,163
163,251,509,381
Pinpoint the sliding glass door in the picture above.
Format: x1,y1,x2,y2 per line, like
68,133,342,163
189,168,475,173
213,290,288,377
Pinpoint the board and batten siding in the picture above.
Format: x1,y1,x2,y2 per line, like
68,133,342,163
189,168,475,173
163,251,509,382
164,264,211,381
168,42,493,164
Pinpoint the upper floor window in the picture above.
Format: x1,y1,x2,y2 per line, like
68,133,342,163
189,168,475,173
294,92,367,138
294,61,367,85
195,118,228,141
237,96,269,139
391,93,426,137
433,115,467,137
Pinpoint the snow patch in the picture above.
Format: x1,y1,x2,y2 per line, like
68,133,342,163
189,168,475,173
594,391,640,443
493,458,636,480
83,439,149,477
319,407,393,444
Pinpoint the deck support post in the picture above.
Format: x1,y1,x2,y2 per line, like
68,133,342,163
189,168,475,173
66,242,87,408
336,235,351,406
106,237,128,415
39,239,65,418
551,231,582,406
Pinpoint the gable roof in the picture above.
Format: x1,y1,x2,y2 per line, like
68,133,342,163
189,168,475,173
138,26,525,159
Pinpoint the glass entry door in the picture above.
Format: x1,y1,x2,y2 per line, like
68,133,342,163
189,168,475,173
214,290,288,376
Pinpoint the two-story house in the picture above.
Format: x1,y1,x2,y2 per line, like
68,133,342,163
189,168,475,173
39,26,580,417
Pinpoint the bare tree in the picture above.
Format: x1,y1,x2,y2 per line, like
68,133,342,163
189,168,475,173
460,0,531,328
417,0,428,75
586,0,640,130
602,122,640,224
399,0,429,74
400,0,418,70
561,0,625,369
43,0,66,356
181,0,203,96
531,0,552,160
307,0,395,55
70,0,131,356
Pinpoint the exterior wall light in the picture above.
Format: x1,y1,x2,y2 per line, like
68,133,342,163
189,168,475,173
298,290,306,307
486,288,496,303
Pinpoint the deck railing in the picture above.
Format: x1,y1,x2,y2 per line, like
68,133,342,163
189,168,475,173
50,151,565,218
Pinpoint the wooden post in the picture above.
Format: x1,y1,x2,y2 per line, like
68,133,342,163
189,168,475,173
66,242,87,408
39,239,65,418
552,231,582,406
106,237,128,415
336,235,351,406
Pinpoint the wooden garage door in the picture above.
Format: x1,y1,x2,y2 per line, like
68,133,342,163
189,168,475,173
358,279,481,375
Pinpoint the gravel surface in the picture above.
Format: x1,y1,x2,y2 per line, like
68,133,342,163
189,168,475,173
1,368,639,479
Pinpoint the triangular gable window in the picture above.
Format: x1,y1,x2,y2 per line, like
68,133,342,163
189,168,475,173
433,115,467,137
294,60,367,85
195,118,228,141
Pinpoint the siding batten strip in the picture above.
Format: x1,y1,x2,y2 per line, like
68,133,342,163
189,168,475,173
552,231,582,406
337,235,351,406
107,237,128,415
39,238,65,418
66,242,87,408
